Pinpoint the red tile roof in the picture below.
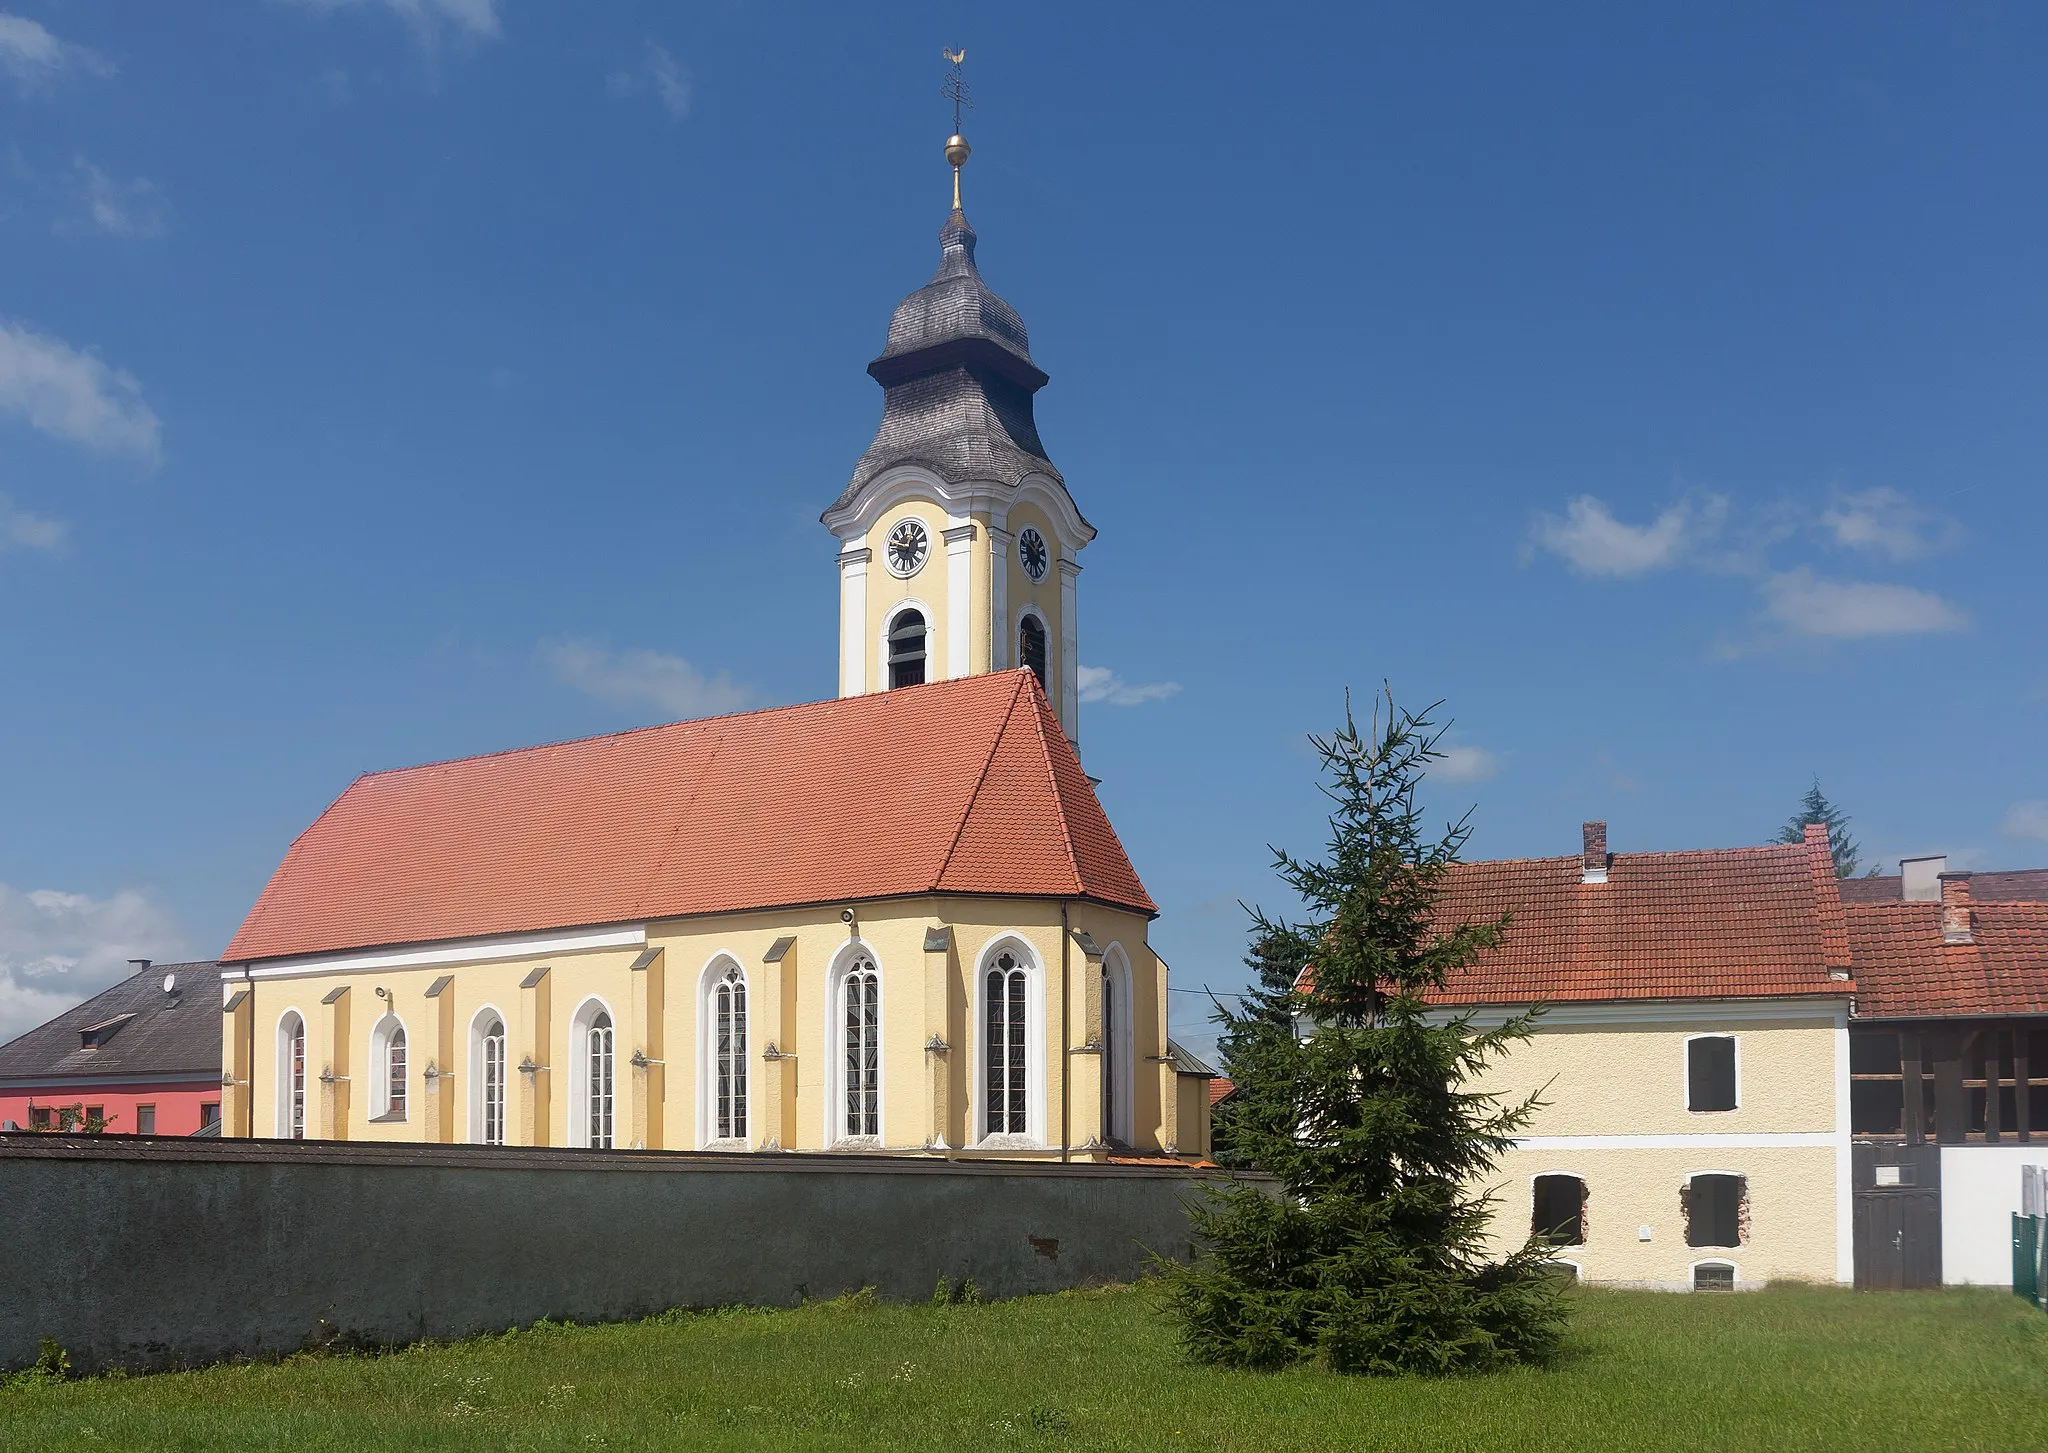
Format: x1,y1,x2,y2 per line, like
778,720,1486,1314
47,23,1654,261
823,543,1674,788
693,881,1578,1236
1293,826,1853,1007
1847,901,2048,1018
1207,1076,1236,1107
224,671,1153,964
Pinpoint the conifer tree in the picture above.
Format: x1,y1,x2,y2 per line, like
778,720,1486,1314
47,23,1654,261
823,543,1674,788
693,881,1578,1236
1210,929,1309,1169
1776,779,1865,878
1162,690,1566,1376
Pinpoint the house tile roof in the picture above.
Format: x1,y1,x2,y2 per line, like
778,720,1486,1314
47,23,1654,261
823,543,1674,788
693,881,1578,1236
1841,869,2048,904
0,962,222,1085
1207,1076,1236,1107
225,671,1153,965
1847,901,2048,1018
1368,826,1853,1007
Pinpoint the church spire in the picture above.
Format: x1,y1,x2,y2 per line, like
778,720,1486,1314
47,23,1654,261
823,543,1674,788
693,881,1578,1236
942,47,972,213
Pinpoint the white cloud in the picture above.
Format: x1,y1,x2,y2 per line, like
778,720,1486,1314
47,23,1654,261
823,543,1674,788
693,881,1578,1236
0,884,187,1046
0,319,161,461
57,158,168,239
1761,568,1968,639
1076,664,1181,707
608,41,692,119
543,639,755,720
0,494,64,550
1435,745,1500,783
1819,488,1959,561
0,13,112,92
283,0,501,42
1528,494,1724,577
2005,802,2048,842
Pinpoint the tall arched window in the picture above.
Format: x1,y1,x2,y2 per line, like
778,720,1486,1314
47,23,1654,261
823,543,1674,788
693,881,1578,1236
986,951,1029,1138
1018,615,1047,690
1101,961,1119,1145
368,1014,408,1121
713,964,748,1143
841,955,880,1141
474,1013,507,1146
278,1013,306,1140
586,1010,614,1148
887,608,927,688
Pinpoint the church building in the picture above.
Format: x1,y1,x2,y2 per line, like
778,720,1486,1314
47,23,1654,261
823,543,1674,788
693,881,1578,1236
217,130,1209,1162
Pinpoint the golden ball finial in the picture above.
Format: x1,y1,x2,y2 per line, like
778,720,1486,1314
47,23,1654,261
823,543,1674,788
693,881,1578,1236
945,133,971,168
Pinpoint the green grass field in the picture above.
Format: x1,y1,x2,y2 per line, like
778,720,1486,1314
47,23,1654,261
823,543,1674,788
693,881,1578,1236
3,1282,2045,1452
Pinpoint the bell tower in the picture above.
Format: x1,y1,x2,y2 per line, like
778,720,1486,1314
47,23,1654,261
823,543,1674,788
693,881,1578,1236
820,53,1093,742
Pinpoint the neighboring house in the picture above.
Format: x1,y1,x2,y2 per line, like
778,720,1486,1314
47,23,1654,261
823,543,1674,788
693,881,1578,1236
0,961,223,1136
215,144,1212,1162
1841,857,2048,1287
1429,822,1854,1293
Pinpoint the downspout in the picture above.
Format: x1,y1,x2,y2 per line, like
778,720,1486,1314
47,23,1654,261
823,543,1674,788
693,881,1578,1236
244,970,256,1138
1060,901,1071,1164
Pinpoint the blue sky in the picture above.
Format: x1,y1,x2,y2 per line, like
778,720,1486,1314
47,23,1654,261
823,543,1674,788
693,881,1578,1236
1,3,2044,1053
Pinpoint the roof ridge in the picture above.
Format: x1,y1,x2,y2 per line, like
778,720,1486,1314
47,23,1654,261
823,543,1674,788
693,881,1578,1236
933,672,1033,891
1024,677,1088,894
1452,841,1808,871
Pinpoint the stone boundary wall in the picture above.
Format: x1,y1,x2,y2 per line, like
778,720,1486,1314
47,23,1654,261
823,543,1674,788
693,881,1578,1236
0,1136,1238,1372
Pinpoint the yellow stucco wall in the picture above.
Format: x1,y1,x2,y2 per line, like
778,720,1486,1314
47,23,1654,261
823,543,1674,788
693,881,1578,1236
224,895,1186,1161
1482,1145,1840,1288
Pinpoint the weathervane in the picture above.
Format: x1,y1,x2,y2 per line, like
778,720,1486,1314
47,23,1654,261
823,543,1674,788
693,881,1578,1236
942,47,972,212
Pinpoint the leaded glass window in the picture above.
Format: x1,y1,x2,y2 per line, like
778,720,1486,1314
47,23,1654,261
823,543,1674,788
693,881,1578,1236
285,1016,306,1140
587,1010,614,1149
386,1025,407,1119
715,966,748,1141
481,1017,506,1146
985,952,1029,1137
843,957,880,1139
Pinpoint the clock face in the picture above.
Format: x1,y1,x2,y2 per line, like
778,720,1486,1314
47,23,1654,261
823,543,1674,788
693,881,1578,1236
1018,526,1050,583
885,519,930,578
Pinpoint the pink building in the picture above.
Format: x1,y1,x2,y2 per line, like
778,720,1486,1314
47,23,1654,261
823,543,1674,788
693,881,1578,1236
0,961,221,1137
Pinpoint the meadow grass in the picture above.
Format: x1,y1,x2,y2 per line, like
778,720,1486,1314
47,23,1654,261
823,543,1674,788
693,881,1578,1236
2,1281,2045,1452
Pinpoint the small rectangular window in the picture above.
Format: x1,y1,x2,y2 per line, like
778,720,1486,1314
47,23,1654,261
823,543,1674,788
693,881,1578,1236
1693,1262,1736,1291
136,1104,156,1135
1687,1037,1737,1112
1532,1174,1587,1246
85,1105,105,1127
28,1107,51,1130
200,1103,220,1129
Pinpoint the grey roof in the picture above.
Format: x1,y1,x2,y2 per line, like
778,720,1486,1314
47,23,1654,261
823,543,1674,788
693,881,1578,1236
0,962,222,1085
831,208,1075,511
1165,1037,1217,1078
1841,868,2048,904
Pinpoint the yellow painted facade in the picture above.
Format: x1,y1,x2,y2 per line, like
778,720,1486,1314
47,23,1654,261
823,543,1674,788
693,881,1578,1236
1463,1003,1851,1289
222,896,1200,1160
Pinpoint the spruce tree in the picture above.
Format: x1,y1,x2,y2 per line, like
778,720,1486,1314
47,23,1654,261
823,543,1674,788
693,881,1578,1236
1776,779,1864,878
1210,929,1309,1169
1162,690,1566,1376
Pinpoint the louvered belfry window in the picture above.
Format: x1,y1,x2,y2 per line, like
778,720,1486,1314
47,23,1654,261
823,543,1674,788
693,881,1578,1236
843,958,880,1139
1018,616,1047,691
985,953,1029,1136
715,966,748,1141
888,609,927,688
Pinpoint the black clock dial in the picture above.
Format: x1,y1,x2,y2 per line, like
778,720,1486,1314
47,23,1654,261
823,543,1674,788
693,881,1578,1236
887,520,929,577
1019,527,1049,582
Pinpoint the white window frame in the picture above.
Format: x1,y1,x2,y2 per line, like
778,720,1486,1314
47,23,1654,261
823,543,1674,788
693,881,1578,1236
367,1012,409,1121
469,1004,509,1146
697,954,750,1149
276,1010,308,1140
826,940,885,1148
971,933,1047,1149
567,996,617,1149
1099,942,1136,1145
1683,1033,1742,1113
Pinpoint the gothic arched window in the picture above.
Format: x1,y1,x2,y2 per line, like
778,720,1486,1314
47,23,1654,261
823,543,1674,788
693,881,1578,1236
713,964,748,1143
1101,961,1118,1144
474,1012,507,1146
1018,615,1047,691
841,955,880,1140
888,608,927,688
586,1009,614,1149
377,1020,408,1121
278,1012,306,1140
985,951,1029,1137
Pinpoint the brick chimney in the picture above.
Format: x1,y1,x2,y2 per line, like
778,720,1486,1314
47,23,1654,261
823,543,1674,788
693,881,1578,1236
1940,872,1974,945
1582,821,1609,884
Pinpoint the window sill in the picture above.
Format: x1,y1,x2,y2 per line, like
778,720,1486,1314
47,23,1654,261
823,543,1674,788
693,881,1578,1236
829,1136,885,1153
701,1137,749,1152
973,1133,1042,1152
367,1112,408,1124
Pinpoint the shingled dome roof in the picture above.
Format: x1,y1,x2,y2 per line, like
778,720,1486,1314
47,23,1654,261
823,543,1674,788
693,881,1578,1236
831,208,1080,513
